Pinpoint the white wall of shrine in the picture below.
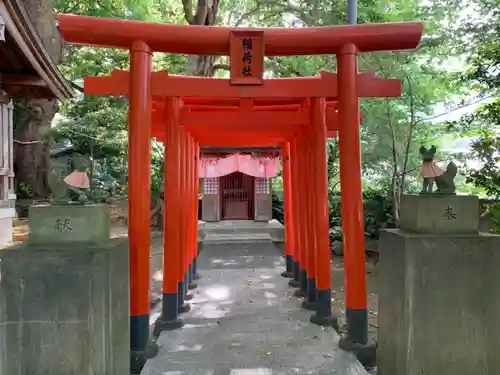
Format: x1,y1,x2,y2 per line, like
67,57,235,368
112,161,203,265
0,95,16,245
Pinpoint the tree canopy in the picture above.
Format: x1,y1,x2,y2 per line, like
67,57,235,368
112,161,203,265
26,0,496,226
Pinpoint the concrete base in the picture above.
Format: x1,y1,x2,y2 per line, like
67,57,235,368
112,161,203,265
0,208,14,245
178,303,191,313
378,229,500,375
301,299,317,311
0,237,129,375
294,288,307,298
152,318,184,337
310,314,340,332
339,338,377,370
131,340,159,375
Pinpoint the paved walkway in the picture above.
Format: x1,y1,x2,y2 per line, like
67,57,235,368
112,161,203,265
142,243,369,375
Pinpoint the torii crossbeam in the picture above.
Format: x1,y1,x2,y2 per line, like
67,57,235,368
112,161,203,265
83,69,392,142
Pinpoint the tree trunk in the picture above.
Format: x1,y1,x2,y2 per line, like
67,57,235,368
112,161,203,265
391,171,401,225
182,0,221,75
151,0,221,226
13,100,57,199
13,0,62,200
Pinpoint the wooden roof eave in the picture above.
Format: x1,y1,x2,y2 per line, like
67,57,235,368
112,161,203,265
0,0,73,100
200,147,281,153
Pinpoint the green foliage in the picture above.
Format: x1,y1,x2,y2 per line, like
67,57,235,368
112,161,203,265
467,127,500,198
258,0,469,224
271,190,284,224
486,204,500,234
328,186,395,239
51,0,485,229
150,144,165,200
50,0,188,200
448,0,500,197
16,182,34,199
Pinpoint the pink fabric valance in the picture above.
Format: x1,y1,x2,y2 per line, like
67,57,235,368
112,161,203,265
200,153,280,178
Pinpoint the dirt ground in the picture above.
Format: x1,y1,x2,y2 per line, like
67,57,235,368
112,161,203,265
9,218,29,244
6,220,379,343
331,254,379,344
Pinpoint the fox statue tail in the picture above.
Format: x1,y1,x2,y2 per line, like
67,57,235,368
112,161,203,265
446,161,458,178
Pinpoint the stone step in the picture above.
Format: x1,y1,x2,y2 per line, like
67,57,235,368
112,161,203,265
204,226,275,234
203,233,273,245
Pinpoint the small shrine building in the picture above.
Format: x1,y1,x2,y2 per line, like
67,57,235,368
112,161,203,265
199,146,279,222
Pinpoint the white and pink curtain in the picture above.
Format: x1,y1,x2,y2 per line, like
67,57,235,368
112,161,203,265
200,153,280,178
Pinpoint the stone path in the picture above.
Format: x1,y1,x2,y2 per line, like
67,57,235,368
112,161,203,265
142,243,369,375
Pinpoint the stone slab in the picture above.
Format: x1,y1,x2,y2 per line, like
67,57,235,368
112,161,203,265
28,204,111,245
399,194,479,234
204,219,280,231
203,233,273,245
378,229,500,375
0,238,129,375
203,220,285,243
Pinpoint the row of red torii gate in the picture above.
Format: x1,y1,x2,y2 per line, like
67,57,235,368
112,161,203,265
57,13,424,363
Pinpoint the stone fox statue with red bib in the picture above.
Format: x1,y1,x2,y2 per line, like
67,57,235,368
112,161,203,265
48,154,90,204
419,145,457,195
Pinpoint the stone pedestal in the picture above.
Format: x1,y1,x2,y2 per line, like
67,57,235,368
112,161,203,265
28,204,111,245
0,204,129,375
378,195,500,375
399,194,479,234
268,219,285,243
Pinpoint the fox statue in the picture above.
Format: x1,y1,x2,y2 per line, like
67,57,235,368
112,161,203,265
48,154,90,204
419,145,457,195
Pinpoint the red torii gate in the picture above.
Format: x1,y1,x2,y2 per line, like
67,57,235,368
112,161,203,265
57,13,423,367
83,69,393,332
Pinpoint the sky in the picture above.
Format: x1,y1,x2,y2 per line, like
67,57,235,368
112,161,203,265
435,95,495,153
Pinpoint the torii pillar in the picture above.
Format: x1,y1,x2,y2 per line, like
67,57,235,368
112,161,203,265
128,41,158,368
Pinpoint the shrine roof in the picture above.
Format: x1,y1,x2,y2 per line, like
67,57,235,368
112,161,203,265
0,0,72,100
200,147,280,153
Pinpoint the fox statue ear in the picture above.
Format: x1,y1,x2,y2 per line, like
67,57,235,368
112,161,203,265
419,146,426,155
430,145,437,153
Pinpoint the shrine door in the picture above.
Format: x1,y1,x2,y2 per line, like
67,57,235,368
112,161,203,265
220,172,254,220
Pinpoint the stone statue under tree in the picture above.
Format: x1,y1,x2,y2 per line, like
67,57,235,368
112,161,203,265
419,145,457,195
48,152,91,204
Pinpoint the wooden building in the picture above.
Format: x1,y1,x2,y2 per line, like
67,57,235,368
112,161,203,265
200,147,280,222
0,0,72,244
